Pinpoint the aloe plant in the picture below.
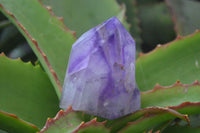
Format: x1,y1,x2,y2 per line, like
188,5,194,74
0,0,200,132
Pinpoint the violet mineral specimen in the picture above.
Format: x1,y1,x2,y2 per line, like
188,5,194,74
60,17,141,119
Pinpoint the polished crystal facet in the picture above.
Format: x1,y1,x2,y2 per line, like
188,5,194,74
60,17,141,119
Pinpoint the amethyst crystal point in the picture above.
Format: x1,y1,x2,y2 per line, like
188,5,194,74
60,17,141,119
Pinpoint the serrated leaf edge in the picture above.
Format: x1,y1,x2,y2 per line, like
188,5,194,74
118,107,189,133
141,80,200,94
38,0,76,37
72,118,108,133
39,106,109,133
39,106,74,133
137,30,200,59
118,102,200,133
111,106,189,133
169,101,200,110
0,52,46,72
0,0,76,93
0,110,39,131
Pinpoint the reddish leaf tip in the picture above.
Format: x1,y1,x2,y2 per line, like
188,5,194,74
72,118,108,133
193,80,200,85
40,106,74,132
38,0,76,37
142,80,200,94
184,114,190,126
153,83,163,90
195,29,200,33
0,111,39,130
58,16,64,21
169,102,200,110
119,107,190,133
0,52,6,56
139,52,144,57
176,35,183,40
45,5,52,11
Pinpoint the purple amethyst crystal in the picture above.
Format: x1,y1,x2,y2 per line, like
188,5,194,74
60,17,141,119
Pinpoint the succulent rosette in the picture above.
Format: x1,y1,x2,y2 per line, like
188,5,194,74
60,17,141,119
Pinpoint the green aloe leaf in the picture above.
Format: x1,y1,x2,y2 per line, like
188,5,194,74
0,54,59,128
113,102,200,133
119,111,187,133
42,0,127,37
136,31,200,91
166,0,200,36
0,0,76,97
111,106,189,133
141,81,200,108
0,111,39,133
39,107,109,133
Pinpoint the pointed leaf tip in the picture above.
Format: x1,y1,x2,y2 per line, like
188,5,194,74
40,106,109,133
176,34,183,40
38,0,76,36
114,107,189,133
73,118,108,133
40,106,74,132
0,111,39,133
